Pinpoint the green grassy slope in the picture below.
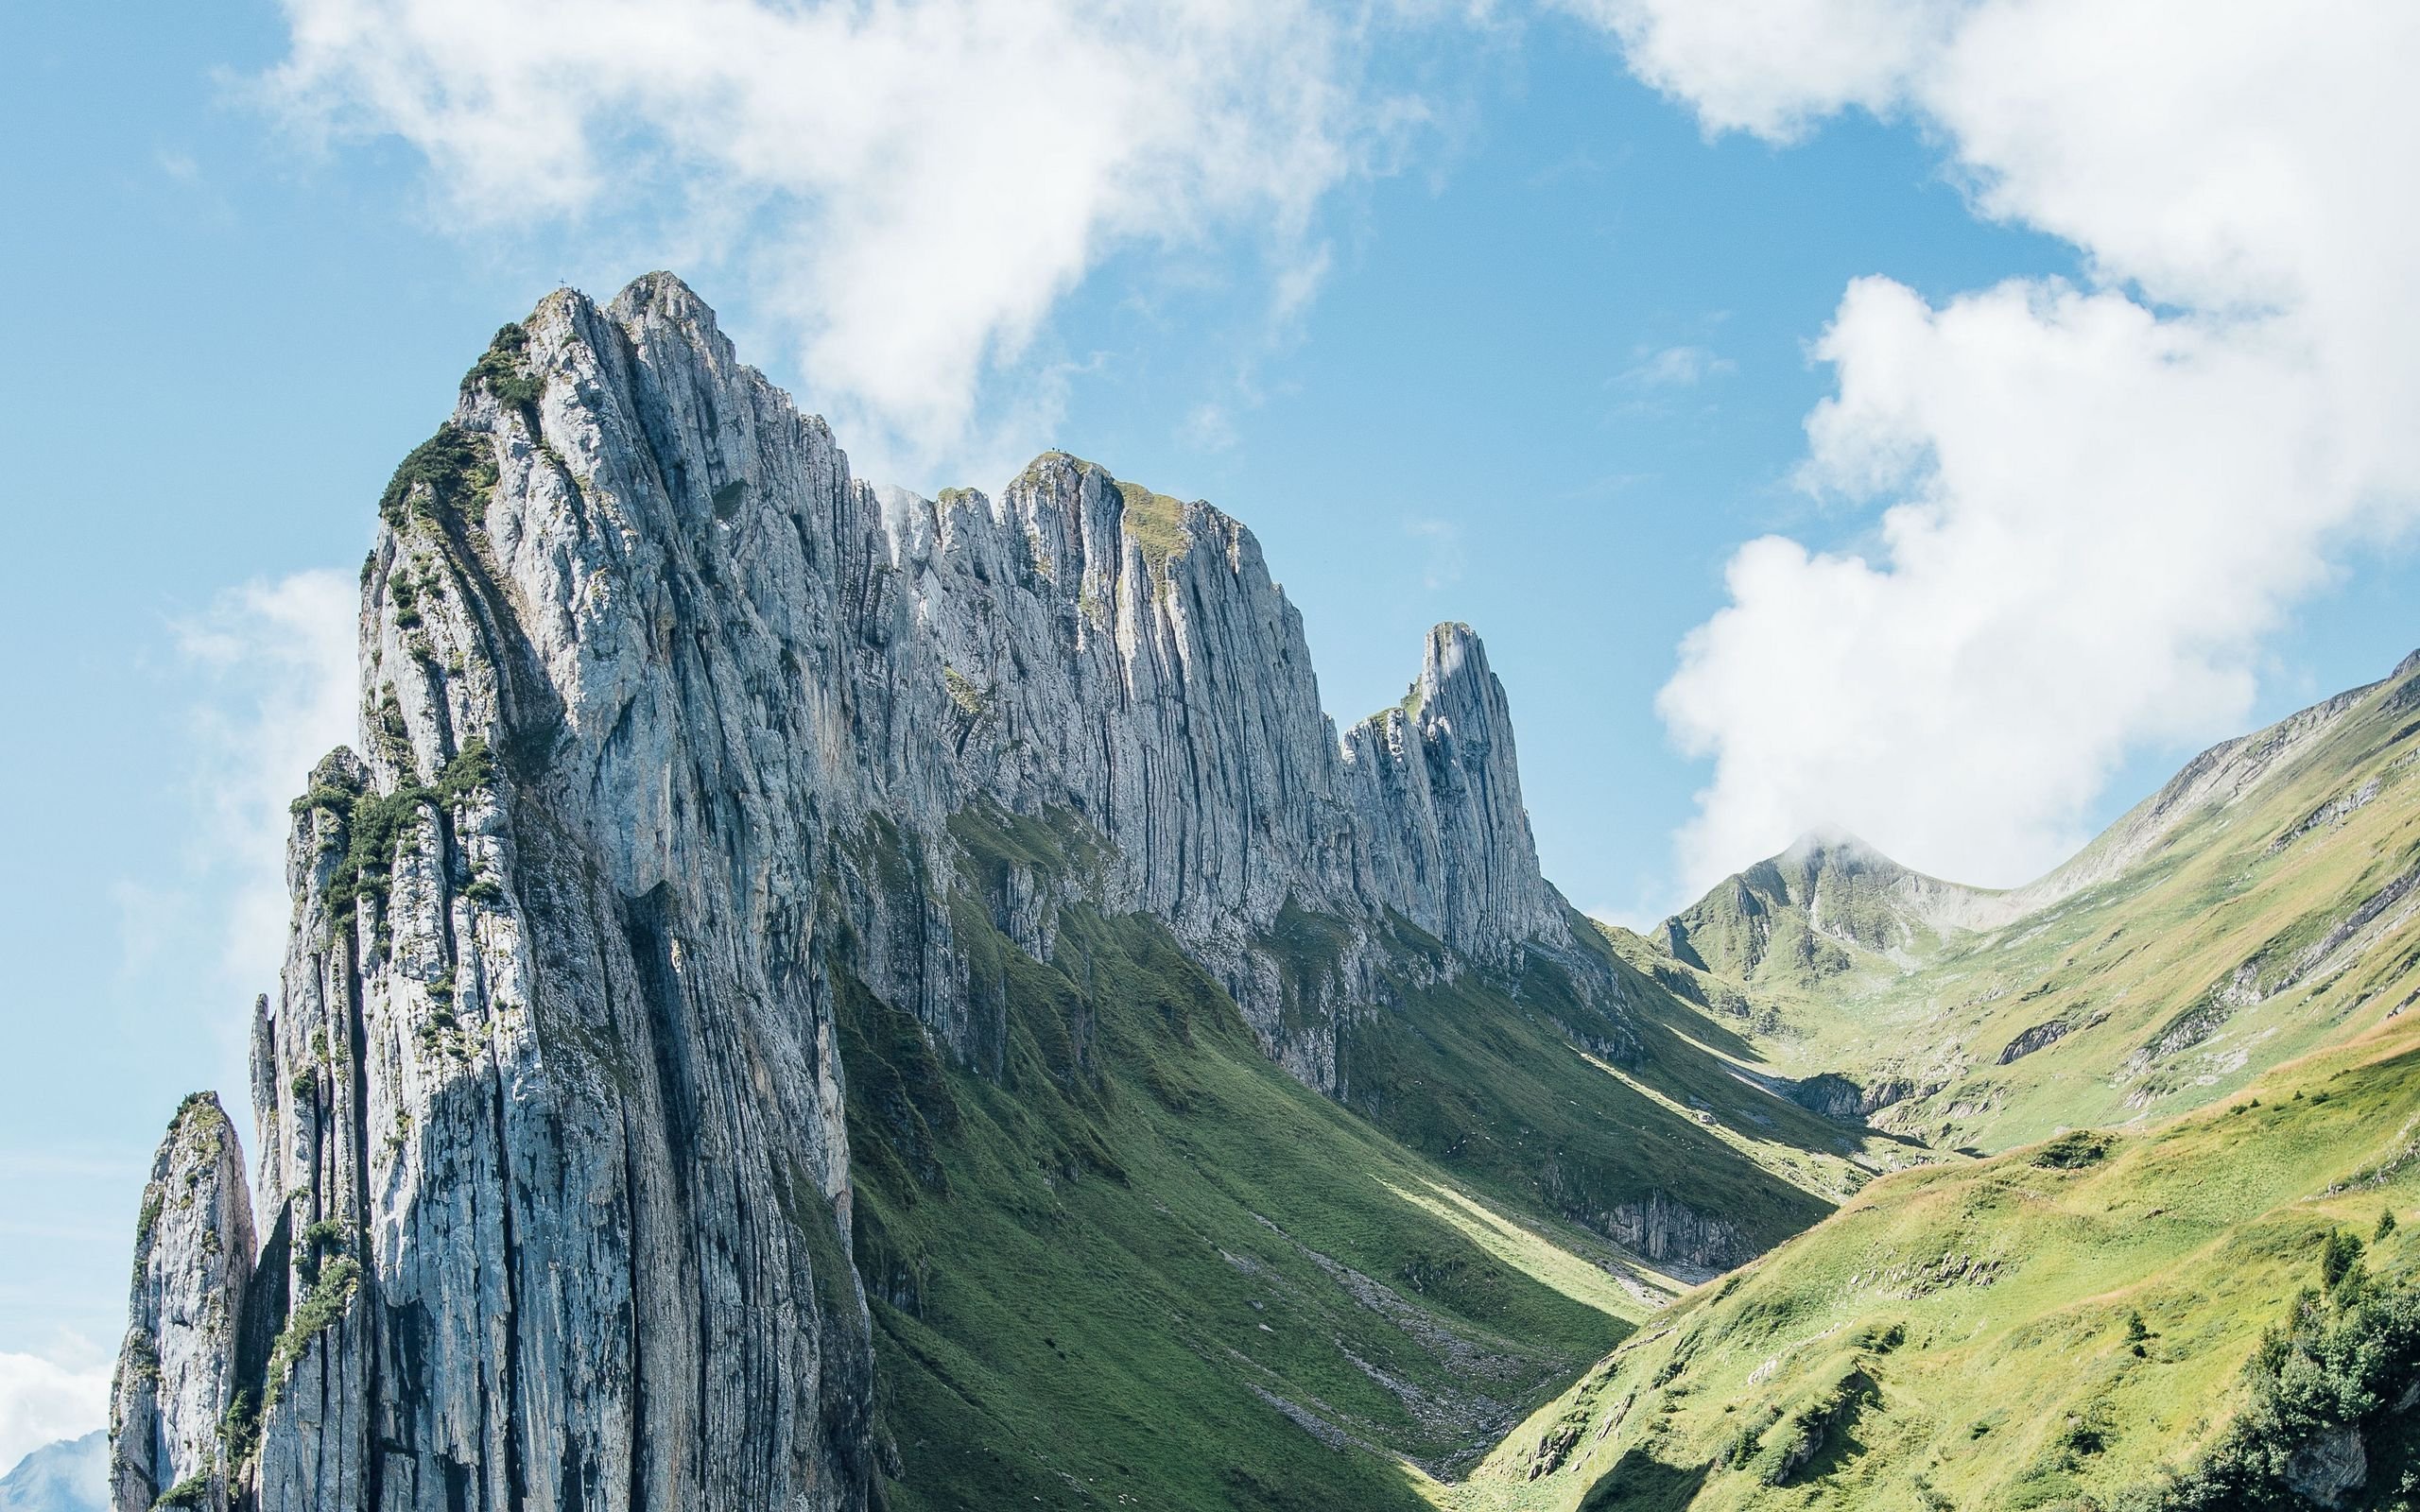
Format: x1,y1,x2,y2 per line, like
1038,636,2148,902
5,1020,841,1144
1441,1011,2420,1512
1305,911,1887,1266
839,810,1873,1511
1651,655,2420,1154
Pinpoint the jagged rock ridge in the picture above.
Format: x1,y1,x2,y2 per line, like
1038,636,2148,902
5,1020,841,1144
109,274,1602,1511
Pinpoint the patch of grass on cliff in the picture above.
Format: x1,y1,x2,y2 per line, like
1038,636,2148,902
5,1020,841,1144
464,321,542,407
291,739,498,935
264,1252,359,1410
842,812,1661,1512
1115,480,1190,576
942,666,987,718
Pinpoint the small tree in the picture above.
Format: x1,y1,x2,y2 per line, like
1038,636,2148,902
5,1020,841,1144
2319,1228,2364,1292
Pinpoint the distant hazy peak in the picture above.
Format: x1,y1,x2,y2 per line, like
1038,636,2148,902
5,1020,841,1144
0,1431,106,1512
1662,824,1999,987
1773,828,1900,872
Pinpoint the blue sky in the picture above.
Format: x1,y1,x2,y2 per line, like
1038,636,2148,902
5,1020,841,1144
3,0,2415,1461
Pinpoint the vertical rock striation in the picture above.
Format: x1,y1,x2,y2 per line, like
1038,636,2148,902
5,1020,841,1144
112,273,1599,1510
1340,622,1566,960
112,1095,255,1512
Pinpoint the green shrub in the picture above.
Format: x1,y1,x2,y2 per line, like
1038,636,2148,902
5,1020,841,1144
2117,1265,2420,1508
219,1385,260,1473
378,423,495,527
154,1471,212,1508
295,1217,348,1288
464,322,542,407
2031,1130,2116,1169
264,1253,361,1409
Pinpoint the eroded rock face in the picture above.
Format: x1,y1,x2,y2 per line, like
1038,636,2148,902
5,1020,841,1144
2285,1425,2368,1507
112,1094,255,1512
1604,1189,1744,1274
112,273,1591,1511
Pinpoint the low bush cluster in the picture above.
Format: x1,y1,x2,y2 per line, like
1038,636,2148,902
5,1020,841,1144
2117,1231,2418,1510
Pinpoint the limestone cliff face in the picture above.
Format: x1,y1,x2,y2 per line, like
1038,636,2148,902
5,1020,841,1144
111,1095,255,1512
111,273,1589,1510
1340,622,1567,960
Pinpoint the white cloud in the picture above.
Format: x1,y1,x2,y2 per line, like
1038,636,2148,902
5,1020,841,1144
168,571,359,1004
1622,343,1735,389
0,1344,109,1473
266,0,1407,474
1183,402,1240,453
1560,0,1952,140
1407,518,1465,589
1578,0,2420,897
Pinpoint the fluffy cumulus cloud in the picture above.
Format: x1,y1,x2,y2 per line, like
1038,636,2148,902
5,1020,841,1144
0,1347,109,1475
268,0,1397,470
1575,0,2420,894
171,571,360,1001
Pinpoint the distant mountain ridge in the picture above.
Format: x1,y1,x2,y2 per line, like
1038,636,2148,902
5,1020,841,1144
1649,647,2420,1151
0,1433,105,1512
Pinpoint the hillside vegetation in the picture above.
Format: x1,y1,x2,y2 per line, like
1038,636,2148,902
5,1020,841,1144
1441,1011,2420,1512
1418,655,2420,1511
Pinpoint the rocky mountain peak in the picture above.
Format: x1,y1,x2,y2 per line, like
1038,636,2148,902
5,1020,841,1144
108,274,1591,1512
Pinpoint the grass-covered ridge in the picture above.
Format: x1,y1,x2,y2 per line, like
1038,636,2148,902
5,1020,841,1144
1646,657,2420,1155
1436,1014,2420,1511
1315,912,1882,1267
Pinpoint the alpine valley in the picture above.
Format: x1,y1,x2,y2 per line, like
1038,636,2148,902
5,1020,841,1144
85,276,2420,1512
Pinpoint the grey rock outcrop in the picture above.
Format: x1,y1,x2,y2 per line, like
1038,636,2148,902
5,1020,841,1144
1340,623,1567,960
112,273,1589,1510
1779,1072,1893,1122
111,1095,255,1511
1603,1189,1744,1273
2284,1425,2368,1507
